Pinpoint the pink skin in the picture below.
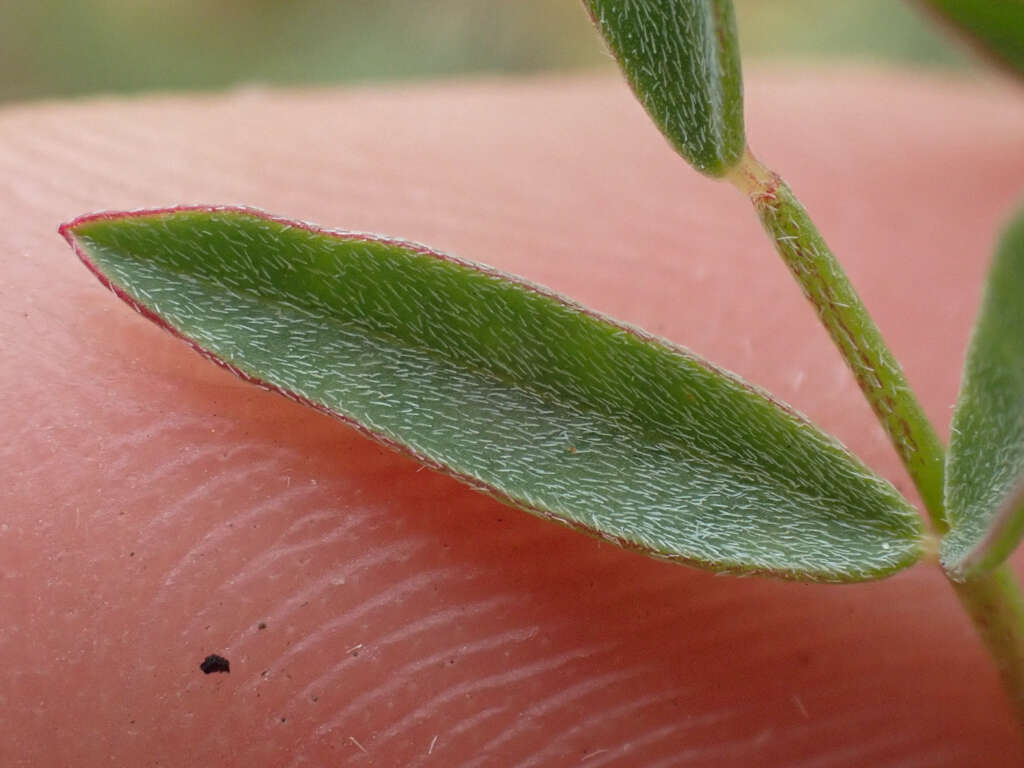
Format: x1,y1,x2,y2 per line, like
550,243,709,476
4,72,1024,765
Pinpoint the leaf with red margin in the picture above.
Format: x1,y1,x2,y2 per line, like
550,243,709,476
62,207,924,582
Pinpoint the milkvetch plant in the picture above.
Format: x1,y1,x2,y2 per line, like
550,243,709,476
61,0,1024,724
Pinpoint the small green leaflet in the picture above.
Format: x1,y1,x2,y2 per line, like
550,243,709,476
582,0,746,176
944,205,1024,580
62,207,924,582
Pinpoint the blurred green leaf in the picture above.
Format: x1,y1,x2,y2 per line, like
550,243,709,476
944,205,1024,580
582,0,745,176
915,0,1024,75
63,207,924,582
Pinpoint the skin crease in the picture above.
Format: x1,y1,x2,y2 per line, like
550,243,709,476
1,69,1023,766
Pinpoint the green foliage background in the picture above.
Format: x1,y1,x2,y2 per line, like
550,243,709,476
2,0,972,104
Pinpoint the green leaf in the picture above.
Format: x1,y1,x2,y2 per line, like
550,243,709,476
582,0,745,177
915,0,1024,76
944,205,1024,580
62,207,924,582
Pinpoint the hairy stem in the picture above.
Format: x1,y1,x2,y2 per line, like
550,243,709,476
727,146,1024,726
953,564,1024,722
726,148,947,533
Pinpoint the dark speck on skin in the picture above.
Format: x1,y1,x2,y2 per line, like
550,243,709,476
200,654,231,674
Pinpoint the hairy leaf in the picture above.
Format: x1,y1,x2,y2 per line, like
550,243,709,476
944,205,1024,580
916,0,1024,76
582,0,745,176
62,207,924,582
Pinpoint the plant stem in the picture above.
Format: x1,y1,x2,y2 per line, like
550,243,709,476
952,564,1024,722
726,146,1024,726
726,148,947,533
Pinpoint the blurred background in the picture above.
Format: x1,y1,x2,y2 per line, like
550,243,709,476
1,0,976,105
